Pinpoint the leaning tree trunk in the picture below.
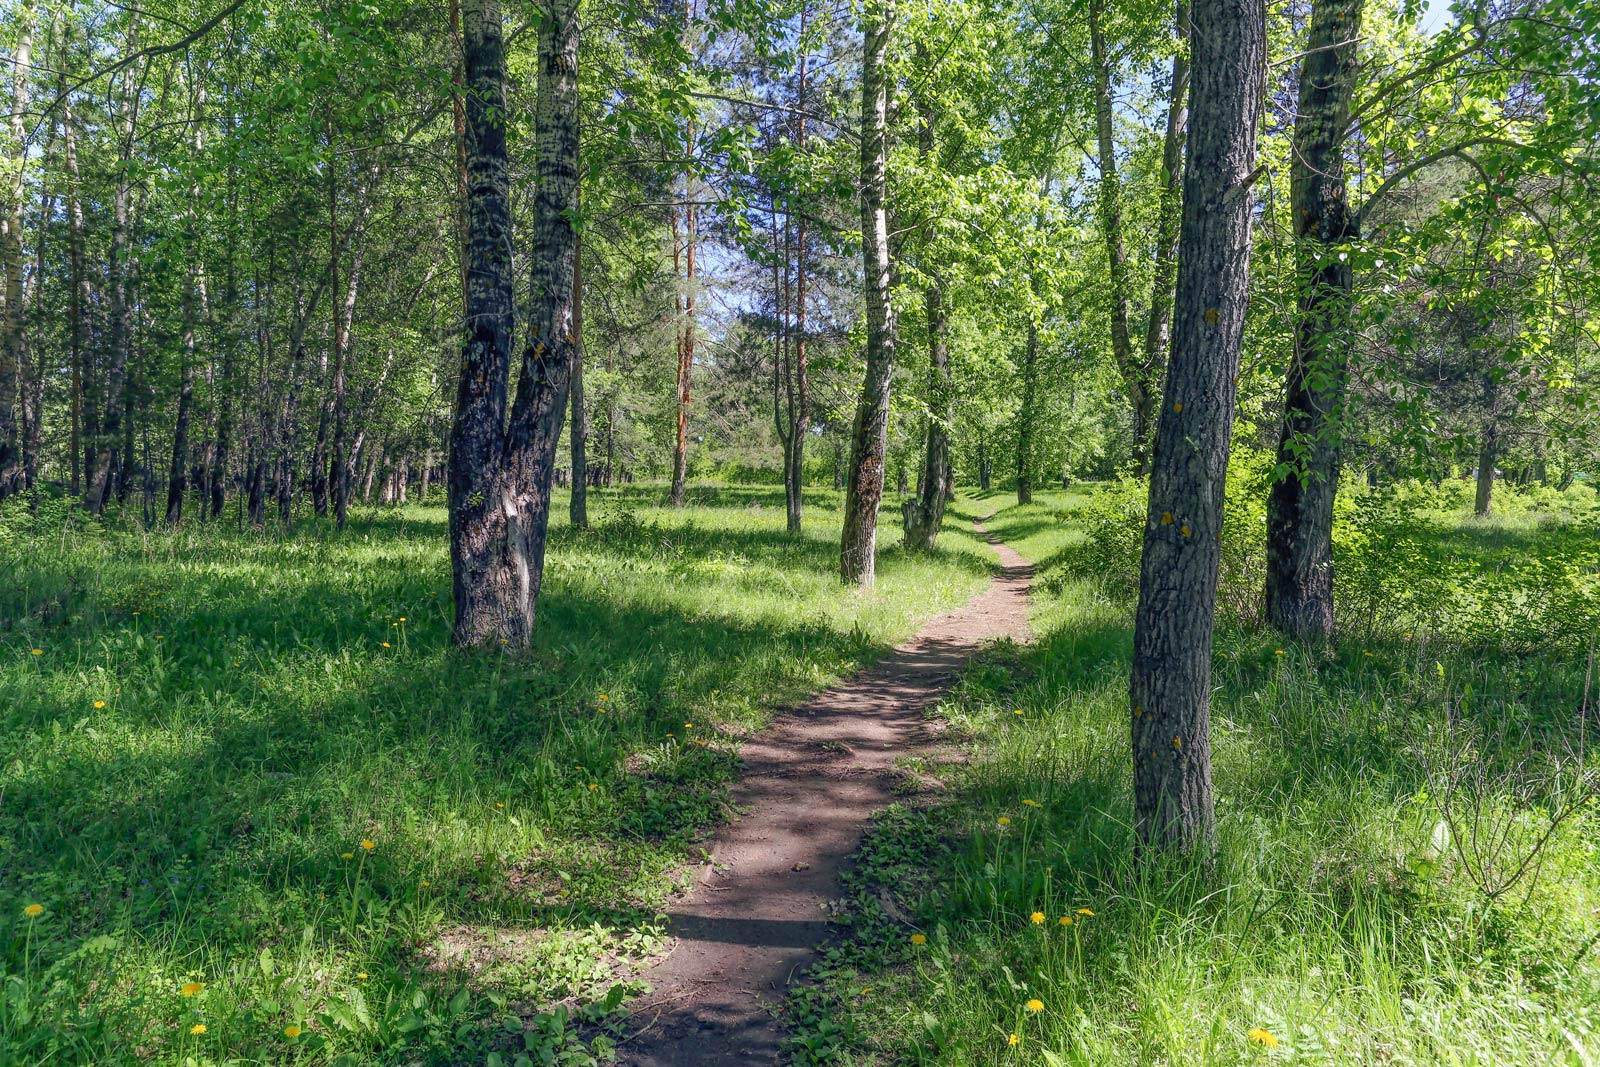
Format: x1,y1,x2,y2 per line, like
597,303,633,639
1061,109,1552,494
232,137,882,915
569,232,588,529
840,0,897,588
449,0,579,647
1263,0,1364,641
1129,0,1264,855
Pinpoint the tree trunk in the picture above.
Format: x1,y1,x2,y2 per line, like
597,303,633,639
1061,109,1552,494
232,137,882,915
167,263,202,523
1016,322,1037,505
89,20,141,514
1476,405,1498,516
1139,0,1190,474
902,70,949,551
840,0,897,588
1088,0,1156,476
1129,0,1264,855
569,232,588,528
669,5,698,509
1263,0,1364,641
64,71,87,498
0,0,34,501
450,0,579,647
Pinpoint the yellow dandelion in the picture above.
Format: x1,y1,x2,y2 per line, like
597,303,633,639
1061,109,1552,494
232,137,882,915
30,648,42,656
94,700,106,709
1025,998,1044,1013
1274,649,1285,656
1058,915,1073,926
1247,1027,1278,1048
1022,799,1040,808
190,1023,207,1035
910,933,927,945
684,722,693,729
421,880,430,887
360,840,375,851
180,982,204,997
860,986,871,995
588,782,599,791
1008,1033,1020,1046
998,816,1011,826
381,641,391,648
341,852,354,860
1029,911,1045,924
284,1025,303,1038
1012,709,1023,715
495,802,505,808
356,972,368,980
1076,908,1094,916
23,903,44,917
397,617,407,623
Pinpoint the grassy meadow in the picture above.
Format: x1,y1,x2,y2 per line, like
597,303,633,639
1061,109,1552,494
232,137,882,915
790,483,1600,1066
0,485,994,1066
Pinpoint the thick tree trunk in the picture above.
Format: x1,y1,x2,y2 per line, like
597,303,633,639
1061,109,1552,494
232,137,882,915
840,0,896,588
0,0,33,501
1264,0,1363,641
1475,416,1497,516
89,61,140,513
64,78,87,497
1129,0,1264,854
569,233,588,529
450,0,579,647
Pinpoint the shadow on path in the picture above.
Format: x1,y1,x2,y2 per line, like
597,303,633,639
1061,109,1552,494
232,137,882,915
619,520,1034,1065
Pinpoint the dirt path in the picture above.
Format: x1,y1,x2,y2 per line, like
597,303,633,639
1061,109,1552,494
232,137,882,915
619,521,1033,1065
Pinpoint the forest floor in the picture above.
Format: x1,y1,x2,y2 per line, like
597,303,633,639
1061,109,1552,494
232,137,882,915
4,482,1600,1067
620,516,1033,1066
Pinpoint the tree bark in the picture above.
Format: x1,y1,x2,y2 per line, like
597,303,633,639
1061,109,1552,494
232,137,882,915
840,0,896,587
1088,0,1157,475
1129,0,1264,855
1139,1,1190,473
669,2,698,509
569,231,588,528
1016,321,1038,505
902,65,949,551
88,12,142,514
449,0,579,647
1263,0,1364,641
0,0,35,501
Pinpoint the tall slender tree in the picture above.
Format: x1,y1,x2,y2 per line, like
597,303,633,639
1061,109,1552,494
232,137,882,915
1263,0,1365,639
840,0,896,587
1128,0,1265,853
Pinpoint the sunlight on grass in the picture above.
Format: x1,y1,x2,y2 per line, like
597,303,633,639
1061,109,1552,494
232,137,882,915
0,485,992,1066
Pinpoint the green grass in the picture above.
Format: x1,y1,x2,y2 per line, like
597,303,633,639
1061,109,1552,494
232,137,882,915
0,484,994,1066
791,487,1600,1066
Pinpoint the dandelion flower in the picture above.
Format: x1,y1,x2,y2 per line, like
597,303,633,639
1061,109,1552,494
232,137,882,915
495,802,505,808
397,617,407,623
381,641,391,648
180,982,204,997
94,700,107,709
1247,1027,1278,1048
860,986,871,995
1274,649,1285,656
30,648,42,656
23,903,44,917
360,840,375,851
1008,1033,1020,1046
1022,799,1040,808
910,933,927,945
341,852,354,860
1030,912,1046,925
357,972,368,980
421,880,430,887
1012,709,1023,715
1076,908,1094,916
588,782,599,791
284,1025,303,1038
190,1024,207,1035
684,722,693,729
997,816,1011,826
1025,999,1044,1013
1058,916,1073,926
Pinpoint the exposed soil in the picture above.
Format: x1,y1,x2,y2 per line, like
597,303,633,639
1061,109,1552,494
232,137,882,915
619,520,1033,1065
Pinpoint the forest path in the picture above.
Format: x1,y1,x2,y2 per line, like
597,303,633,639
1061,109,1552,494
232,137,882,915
618,517,1033,1065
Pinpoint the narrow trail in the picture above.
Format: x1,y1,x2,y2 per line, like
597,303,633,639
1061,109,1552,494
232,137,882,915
619,519,1034,1065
